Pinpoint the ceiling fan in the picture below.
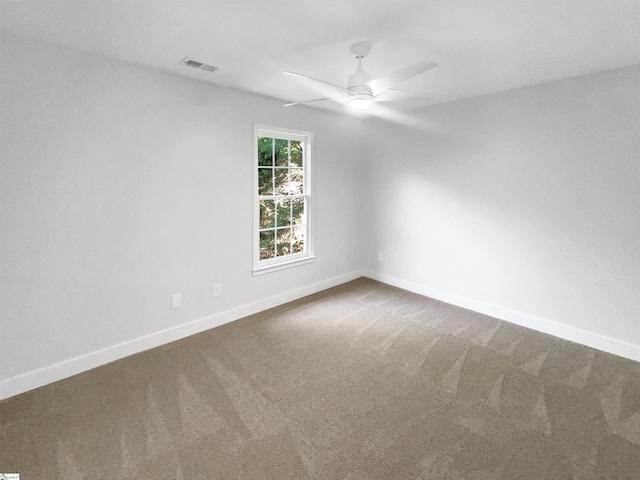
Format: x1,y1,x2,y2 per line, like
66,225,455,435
284,42,438,111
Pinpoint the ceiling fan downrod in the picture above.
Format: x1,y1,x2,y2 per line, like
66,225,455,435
348,42,373,94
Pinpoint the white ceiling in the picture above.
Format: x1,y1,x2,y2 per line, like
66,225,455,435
2,0,640,115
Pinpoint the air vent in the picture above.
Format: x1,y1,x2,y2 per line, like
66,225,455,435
181,57,218,73
185,59,203,68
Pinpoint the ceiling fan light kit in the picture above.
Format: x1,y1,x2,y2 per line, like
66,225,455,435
348,94,374,111
283,42,438,113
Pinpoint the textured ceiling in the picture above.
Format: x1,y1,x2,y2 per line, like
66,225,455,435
2,0,640,115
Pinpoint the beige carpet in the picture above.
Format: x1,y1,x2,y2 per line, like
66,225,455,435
2,278,640,479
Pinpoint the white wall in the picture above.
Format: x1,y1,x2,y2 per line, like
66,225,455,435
364,65,640,360
0,32,367,397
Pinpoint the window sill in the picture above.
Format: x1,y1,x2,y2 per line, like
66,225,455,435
252,255,316,276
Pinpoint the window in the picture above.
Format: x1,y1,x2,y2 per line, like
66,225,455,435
253,125,314,275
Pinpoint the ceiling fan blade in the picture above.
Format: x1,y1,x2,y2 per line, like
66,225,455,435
374,89,432,102
366,60,438,97
284,96,347,107
367,104,438,132
284,71,355,96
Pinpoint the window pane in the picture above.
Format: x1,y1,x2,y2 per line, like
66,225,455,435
292,226,305,253
290,140,303,167
260,200,275,229
276,198,291,227
274,139,289,167
258,168,273,196
274,168,289,195
291,197,304,225
260,230,275,260
290,168,303,195
254,127,311,272
276,228,291,256
257,137,273,166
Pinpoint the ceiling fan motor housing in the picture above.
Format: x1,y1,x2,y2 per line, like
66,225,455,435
348,69,372,94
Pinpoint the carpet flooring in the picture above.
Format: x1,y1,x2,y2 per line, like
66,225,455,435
2,278,640,479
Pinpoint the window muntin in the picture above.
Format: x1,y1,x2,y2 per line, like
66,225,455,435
253,125,313,274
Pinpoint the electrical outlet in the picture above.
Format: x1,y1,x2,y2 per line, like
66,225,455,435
171,293,181,309
377,252,383,262
213,283,221,297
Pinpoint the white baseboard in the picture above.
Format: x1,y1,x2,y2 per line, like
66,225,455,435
6,268,637,401
363,269,640,363
0,269,364,401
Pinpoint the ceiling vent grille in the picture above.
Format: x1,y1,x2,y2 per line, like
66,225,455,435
181,57,218,73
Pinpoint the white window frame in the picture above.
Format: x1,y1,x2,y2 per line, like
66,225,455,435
253,124,314,276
